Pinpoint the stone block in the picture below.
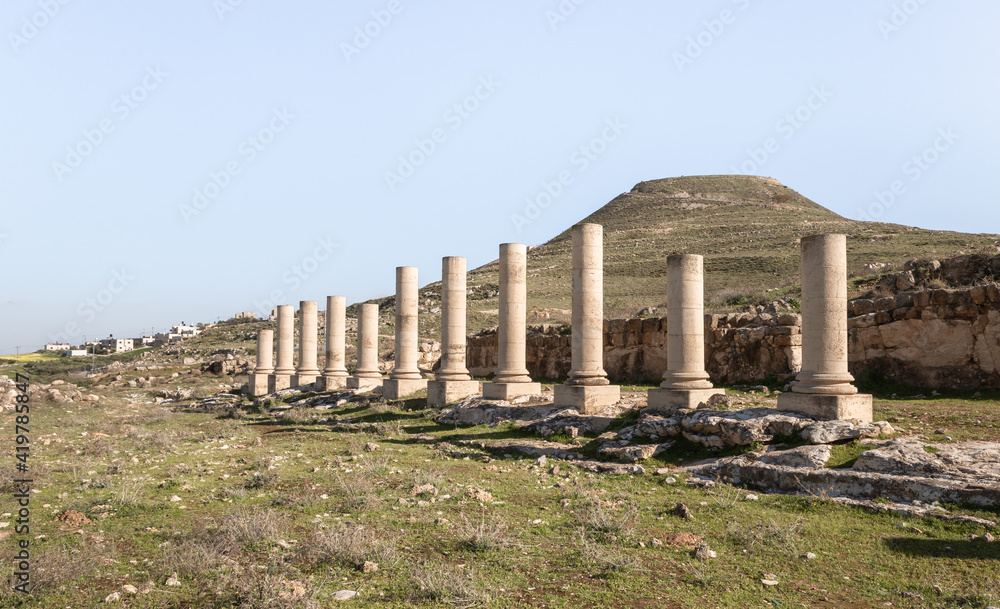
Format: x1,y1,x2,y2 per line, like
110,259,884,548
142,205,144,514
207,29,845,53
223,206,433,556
247,373,270,396
290,374,317,388
315,375,348,391
642,317,660,333
269,374,291,393
646,388,725,413
776,392,873,423
875,297,896,312
346,376,383,390
553,384,621,415
482,382,542,400
851,299,875,316
427,380,481,407
971,286,988,305
382,378,428,400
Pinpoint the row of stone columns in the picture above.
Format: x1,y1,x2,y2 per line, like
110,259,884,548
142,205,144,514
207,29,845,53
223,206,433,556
247,228,870,423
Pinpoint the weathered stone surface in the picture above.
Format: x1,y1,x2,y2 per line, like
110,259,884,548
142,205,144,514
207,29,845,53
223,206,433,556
755,445,833,469
680,408,815,446
691,440,1000,507
598,442,674,462
853,438,1000,484
459,439,643,474
800,419,892,444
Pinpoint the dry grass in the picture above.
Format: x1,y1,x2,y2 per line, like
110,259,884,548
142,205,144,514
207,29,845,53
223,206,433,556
223,559,320,609
297,525,400,570
454,510,516,552
575,528,642,575
331,470,378,512
0,541,101,597
726,517,803,556
219,507,288,547
412,562,490,608
109,476,147,507
576,499,638,539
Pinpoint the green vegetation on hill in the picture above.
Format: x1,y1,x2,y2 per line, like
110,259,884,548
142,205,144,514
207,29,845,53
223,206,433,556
449,175,998,329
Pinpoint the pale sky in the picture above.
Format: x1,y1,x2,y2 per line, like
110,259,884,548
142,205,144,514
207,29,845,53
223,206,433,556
2,1,998,353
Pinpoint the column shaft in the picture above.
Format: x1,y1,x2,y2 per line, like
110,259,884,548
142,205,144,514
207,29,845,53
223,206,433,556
391,266,422,380
495,244,531,383
354,303,382,379
297,300,320,376
793,234,856,395
254,329,274,374
567,223,609,385
323,296,348,378
661,254,713,389
438,257,472,381
274,305,295,375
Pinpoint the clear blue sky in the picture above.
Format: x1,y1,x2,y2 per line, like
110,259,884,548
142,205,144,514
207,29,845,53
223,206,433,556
2,1,998,354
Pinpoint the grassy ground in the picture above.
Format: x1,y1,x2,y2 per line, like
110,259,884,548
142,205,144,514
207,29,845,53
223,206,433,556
1,365,998,608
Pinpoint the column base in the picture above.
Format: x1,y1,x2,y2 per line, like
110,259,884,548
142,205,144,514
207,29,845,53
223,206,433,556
482,382,543,401
315,375,348,391
291,374,318,388
553,384,621,415
346,376,383,390
776,392,873,423
427,380,481,407
247,373,271,396
269,374,291,393
646,388,725,413
383,378,428,400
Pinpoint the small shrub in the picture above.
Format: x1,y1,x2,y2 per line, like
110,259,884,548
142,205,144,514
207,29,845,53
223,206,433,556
219,507,288,547
454,511,515,552
726,518,802,556
412,562,490,608
110,477,147,507
297,525,399,570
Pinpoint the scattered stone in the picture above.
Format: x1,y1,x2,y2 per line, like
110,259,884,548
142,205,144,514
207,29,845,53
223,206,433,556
744,493,759,501
362,561,378,573
54,510,92,527
333,590,359,601
673,503,693,520
693,543,716,559
650,538,664,547
802,552,818,560
410,484,438,497
434,518,450,526
104,592,121,603
663,476,677,484
661,532,703,549
466,488,493,503
122,585,138,595
364,442,379,452
165,573,181,587
279,580,307,600
985,533,996,542
761,577,779,587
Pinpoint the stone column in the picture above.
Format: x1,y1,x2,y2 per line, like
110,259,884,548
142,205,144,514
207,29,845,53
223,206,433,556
292,300,320,387
777,234,873,421
554,223,620,413
269,304,295,392
347,303,384,389
428,257,481,406
247,329,273,396
483,243,541,400
647,254,724,411
317,295,349,391
383,266,428,399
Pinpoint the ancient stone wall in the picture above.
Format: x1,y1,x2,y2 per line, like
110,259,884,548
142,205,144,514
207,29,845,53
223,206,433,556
467,282,1000,389
467,313,802,385
848,284,1000,389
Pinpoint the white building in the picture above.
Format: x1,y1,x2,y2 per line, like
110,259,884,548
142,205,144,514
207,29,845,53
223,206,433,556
63,349,87,357
100,338,134,353
45,343,71,351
